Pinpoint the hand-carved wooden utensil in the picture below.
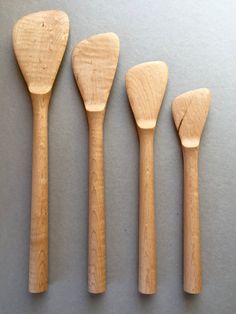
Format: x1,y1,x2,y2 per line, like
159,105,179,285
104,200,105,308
172,88,211,294
126,62,168,294
13,10,69,293
72,33,119,293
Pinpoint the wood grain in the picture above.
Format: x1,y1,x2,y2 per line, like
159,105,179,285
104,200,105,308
29,92,51,293
172,88,211,294
126,62,168,294
13,10,69,293
72,33,120,293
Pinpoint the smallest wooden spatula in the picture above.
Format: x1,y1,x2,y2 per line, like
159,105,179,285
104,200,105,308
172,88,211,294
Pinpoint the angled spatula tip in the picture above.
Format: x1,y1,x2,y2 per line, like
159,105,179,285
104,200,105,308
72,32,120,111
126,61,168,129
172,88,212,148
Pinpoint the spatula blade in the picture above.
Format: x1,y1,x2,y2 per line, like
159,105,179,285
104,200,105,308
72,32,120,111
13,10,69,94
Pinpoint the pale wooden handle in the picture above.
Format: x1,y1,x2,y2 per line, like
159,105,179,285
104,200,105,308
138,129,156,294
183,147,202,294
87,111,106,293
28,93,50,293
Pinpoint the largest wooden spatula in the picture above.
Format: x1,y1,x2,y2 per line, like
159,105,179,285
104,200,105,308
72,33,120,293
13,10,69,293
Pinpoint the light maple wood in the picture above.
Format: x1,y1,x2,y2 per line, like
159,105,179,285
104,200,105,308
13,10,69,293
72,33,120,293
172,88,211,294
126,62,168,294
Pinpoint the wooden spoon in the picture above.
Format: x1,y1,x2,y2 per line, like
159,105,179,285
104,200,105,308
172,88,211,294
13,10,69,293
126,62,168,294
72,33,120,293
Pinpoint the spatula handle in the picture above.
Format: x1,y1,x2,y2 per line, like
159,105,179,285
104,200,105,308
29,93,50,293
138,129,156,294
183,146,202,294
87,110,106,293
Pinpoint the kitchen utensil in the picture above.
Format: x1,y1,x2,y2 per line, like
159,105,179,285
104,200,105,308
13,10,69,293
172,88,211,294
72,33,120,293
126,61,168,294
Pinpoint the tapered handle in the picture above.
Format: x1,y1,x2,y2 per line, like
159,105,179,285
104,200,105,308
87,110,106,293
138,129,156,294
29,93,50,293
183,147,202,294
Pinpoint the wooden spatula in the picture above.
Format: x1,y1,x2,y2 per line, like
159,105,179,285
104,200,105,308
126,62,168,294
13,10,69,293
72,33,120,293
172,88,211,294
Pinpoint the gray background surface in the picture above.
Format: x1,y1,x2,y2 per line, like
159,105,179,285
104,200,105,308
0,0,236,313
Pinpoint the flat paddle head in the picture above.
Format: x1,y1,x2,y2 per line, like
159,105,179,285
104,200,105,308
72,33,120,111
126,61,168,129
13,10,69,94
172,88,212,148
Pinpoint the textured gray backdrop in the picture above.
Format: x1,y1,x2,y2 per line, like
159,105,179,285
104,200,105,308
0,0,236,313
